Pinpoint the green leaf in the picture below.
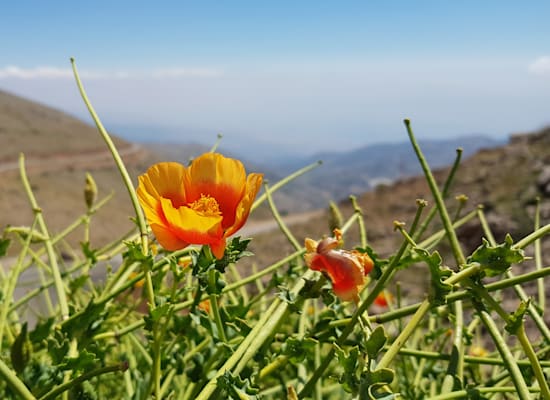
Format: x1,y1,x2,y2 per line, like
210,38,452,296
415,248,452,306
80,241,98,264
217,371,260,399
360,368,395,399
468,234,524,277
61,300,106,339
11,323,31,374
335,344,364,394
59,350,99,372
283,336,318,364
0,238,10,257
366,326,387,360
505,299,529,335
214,236,253,273
30,317,55,343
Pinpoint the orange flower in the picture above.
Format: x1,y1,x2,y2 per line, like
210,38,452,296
373,291,393,308
304,229,373,302
137,153,263,259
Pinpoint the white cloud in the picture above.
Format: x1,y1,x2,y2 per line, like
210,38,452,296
151,68,223,78
528,56,550,76
0,65,223,80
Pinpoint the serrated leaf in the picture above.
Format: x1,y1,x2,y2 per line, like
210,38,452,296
366,326,387,360
61,300,106,339
468,235,524,277
217,371,260,399
283,336,318,363
415,248,452,306
29,317,55,343
335,345,364,393
505,299,529,334
59,350,99,372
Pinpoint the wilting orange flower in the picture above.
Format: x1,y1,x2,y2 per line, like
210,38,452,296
373,291,393,308
304,229,374,302
137,153,263,259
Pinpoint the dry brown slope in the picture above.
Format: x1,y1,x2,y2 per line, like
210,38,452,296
246,128,550,287
0,90,157,250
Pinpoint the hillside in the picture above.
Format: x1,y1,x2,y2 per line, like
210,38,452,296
245,127,550,301
0,90,153,250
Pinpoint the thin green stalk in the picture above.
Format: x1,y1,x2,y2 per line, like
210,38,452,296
0,354,36,399
376,264,482,371
413,147,463,243
264,182,301,250
251,161,322,211
19,154,70,320
38,363,128,400
0,217,37,350
514,223,550,249
515,323,550,399
475,308,532,399
370,265,550,324
349,195,367,248
534,198,544,312
196,270,319,400
209,281,227,342
404,119,466,266
259,356,289,379
70,58,148,257
390,346,550,367
427,386,540,400
194,298,282,400
209,133,223,153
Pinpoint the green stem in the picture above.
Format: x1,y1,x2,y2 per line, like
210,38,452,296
516,323,550,399
264,182,301,251
0,217,37,350
209,273,227,343
514,223,550,249
70,58,149,257
0,356,35,400
534,198,545,312
19,154,70,320
349,195,367,248
476,308,532,399
38,363,128,400
376,264,482,371
427,386,540,400
251,161,322,212
413,147,463,243
195,270,318,400
404,119,466,266
390,346,550,367
370,265,550,324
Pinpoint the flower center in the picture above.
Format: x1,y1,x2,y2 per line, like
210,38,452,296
188,194,221,217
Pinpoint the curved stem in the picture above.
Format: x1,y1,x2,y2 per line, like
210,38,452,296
19,154,70,320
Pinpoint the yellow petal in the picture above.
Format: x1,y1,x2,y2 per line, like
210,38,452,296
160,197,223,245
139,162,187,207
225,172,263,237
149,222,189,251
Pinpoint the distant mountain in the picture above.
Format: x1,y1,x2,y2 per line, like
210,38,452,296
256,135,505,211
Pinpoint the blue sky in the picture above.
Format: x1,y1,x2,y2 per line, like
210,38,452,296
2,1,550,159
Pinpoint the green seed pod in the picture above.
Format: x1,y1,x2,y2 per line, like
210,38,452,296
84,172,98,209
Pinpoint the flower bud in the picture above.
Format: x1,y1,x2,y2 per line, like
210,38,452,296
84,172,97,209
